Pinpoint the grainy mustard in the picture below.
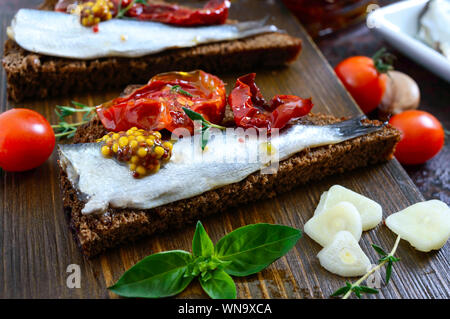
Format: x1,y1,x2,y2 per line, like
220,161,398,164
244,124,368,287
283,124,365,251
73,0,114,27
97,127,173,178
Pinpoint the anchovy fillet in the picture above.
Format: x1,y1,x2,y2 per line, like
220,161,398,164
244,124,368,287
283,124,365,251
8,9,279,60
58,116,384,214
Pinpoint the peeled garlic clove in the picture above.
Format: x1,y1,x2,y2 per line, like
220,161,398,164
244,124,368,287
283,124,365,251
386,200,450,252
314,185,382,231
380,70,420,115
305,201,362,247
317,231,371,277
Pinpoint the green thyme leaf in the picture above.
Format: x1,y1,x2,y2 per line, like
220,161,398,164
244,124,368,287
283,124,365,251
352,286,362,299
372,244,387,256
171,85,194,97
385,260,393,284
359,285,379,294
182,107,225,150
331,285,351,297
52,101,95,140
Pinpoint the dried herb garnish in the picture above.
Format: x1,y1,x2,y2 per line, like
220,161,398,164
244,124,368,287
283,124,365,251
182,107,225,150
331,235,401,299
52,101,95,139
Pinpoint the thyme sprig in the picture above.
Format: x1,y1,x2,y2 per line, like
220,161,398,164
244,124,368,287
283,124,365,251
171,85,194,97
331,235,401,299
116,0,148,19
52,101,96,139
182,107,225,150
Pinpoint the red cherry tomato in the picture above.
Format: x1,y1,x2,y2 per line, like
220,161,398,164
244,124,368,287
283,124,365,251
335,56,387,114
0,109,55,172
389,110,444,165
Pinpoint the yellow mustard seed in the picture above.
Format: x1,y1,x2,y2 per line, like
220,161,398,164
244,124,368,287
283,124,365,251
136,166,146,176
147,135,156,141
152,163,161,173
129,163,136,171
112,133,120,140
154,146,165,159
128,135,135,141
154,131,162,139
146,139,154,147
137,147,148,158
82,17,88,26
136,135,146,143
133,131,144,136
130,155,139,164
119,136,129,148
101,145,110,157
163,141,173,151
129,140,138,149
112,143,119,153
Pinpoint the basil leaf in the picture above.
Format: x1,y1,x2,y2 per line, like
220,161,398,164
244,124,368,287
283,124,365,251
199,269,237,299
192,221,214,258
109,250,194,298
215,224,302,276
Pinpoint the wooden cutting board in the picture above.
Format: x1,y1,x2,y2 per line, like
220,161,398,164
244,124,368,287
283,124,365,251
1,0,448,299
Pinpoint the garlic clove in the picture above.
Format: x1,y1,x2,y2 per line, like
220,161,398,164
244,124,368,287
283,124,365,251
380,70,420,115
317,231,371,277
314,185,382,231
305,201,362,247
386,200,450,252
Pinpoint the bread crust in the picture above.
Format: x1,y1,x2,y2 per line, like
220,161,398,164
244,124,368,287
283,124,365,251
61,113,400,257
2,1,302,102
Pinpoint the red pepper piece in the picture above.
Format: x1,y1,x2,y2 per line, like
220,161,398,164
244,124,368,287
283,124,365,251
96,70,226,133
228,73,313,132
126,0,230,26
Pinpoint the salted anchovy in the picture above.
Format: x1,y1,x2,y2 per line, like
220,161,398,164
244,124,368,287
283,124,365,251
7,9,279,60
58,116,384,214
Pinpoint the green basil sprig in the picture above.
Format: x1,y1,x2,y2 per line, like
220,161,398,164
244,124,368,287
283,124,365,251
109,221,302,299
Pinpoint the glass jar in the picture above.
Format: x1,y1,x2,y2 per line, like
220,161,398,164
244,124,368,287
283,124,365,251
282,0,378,37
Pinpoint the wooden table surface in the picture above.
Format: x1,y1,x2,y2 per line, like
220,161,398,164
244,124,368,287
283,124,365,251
0,0,449,299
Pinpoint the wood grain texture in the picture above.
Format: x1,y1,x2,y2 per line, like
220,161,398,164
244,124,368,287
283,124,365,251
0,0,449,299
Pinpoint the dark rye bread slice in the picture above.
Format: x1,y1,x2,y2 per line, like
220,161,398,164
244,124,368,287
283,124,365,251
2,0,302,102
60,113,400,257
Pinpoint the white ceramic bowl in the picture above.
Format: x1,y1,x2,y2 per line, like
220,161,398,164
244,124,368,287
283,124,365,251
368,0,450,82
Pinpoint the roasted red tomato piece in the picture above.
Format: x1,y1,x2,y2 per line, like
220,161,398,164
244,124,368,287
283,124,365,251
125,0,230,26
228,73,313,132
96,70,227,133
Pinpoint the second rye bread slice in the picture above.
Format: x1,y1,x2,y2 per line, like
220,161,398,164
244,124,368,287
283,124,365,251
2,0,302,102
61,112,400,257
